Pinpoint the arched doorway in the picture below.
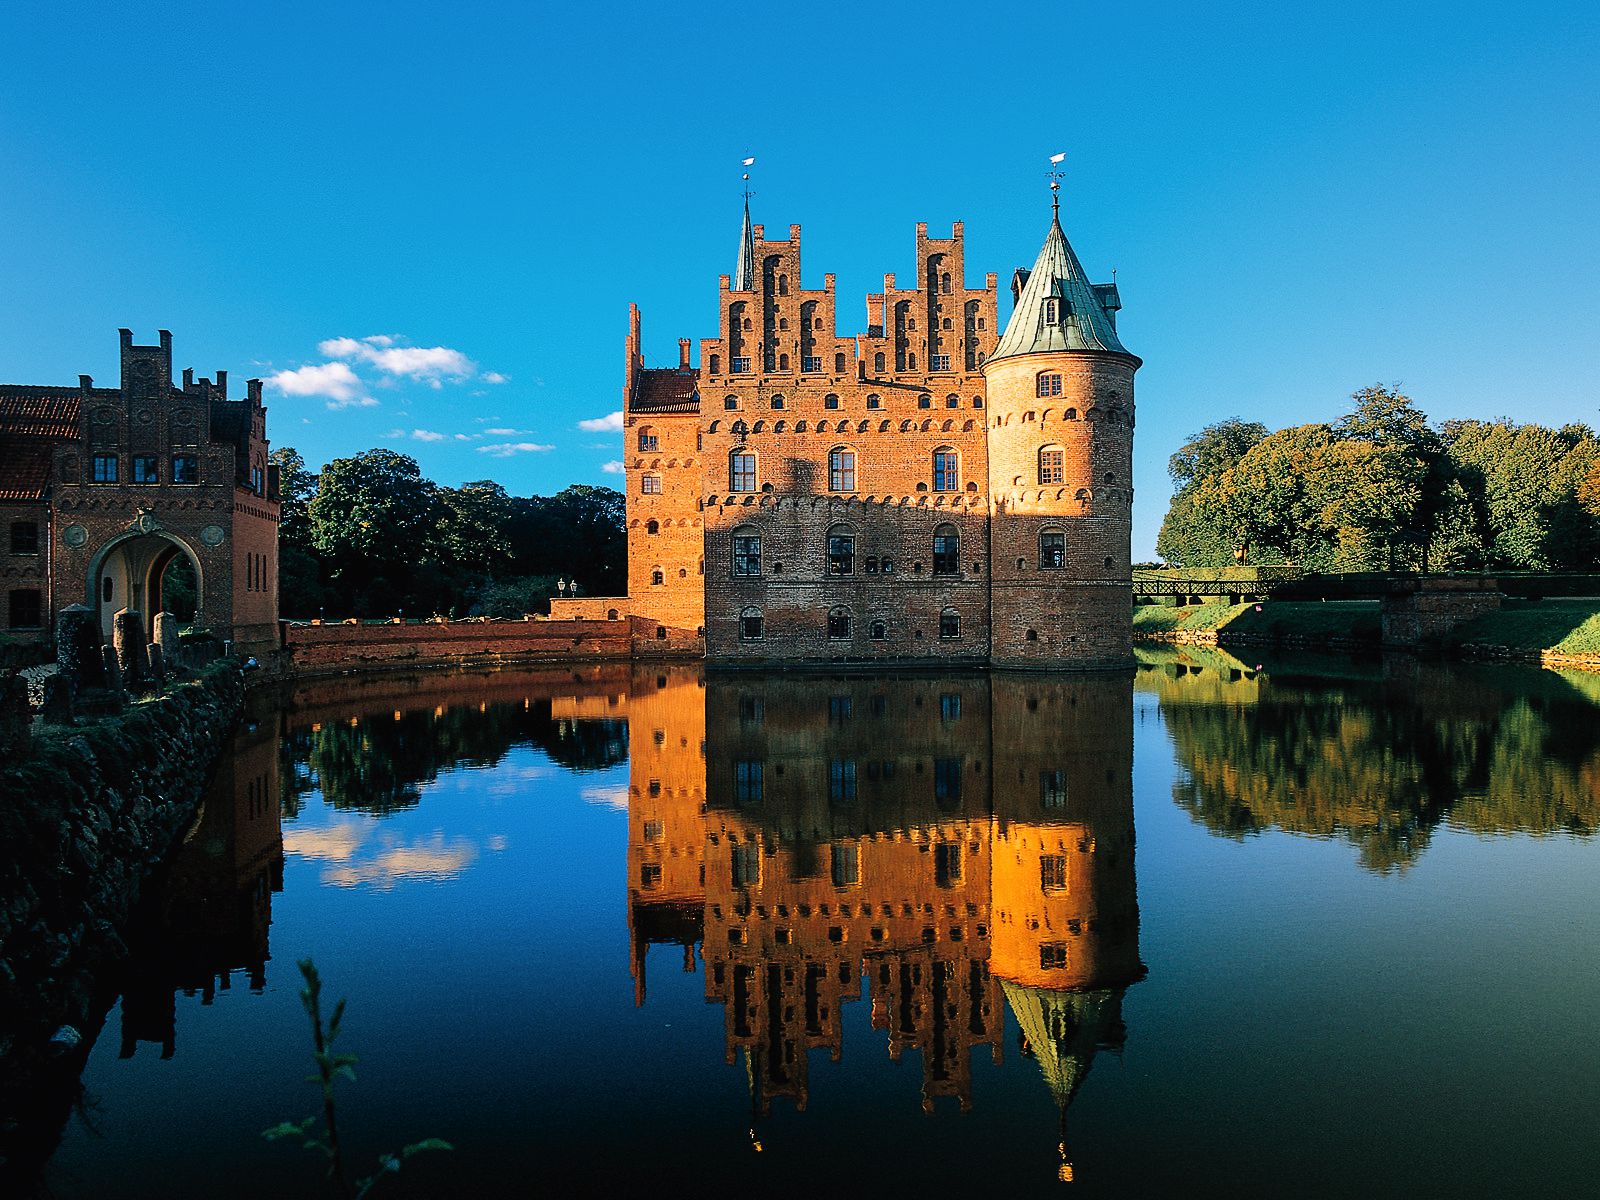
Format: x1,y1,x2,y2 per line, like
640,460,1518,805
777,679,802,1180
87,530,205,639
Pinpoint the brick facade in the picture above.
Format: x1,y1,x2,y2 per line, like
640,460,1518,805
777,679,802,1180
0,330,280,653
606,202,1141,667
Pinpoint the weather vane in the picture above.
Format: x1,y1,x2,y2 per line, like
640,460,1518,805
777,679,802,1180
1048,151,1066,217
742,155,756,201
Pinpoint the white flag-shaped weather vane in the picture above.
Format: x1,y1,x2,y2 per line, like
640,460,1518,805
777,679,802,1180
743,156,756,166
1049,152,1066,164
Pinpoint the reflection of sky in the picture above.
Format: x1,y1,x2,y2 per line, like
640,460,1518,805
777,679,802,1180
284,823,477,890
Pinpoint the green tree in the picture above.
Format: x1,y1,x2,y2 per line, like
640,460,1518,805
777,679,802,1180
1443,420,1600,568
1335,385,1449,569
506,485,627,596
438,480,514,577
1156,418,1268,566
1196,424,1341,568
270,446,319,552
309,450,441,613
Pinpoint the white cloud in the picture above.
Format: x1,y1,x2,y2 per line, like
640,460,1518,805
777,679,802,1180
319,334,501,386
601,460,625,475
269,362,371,407
481,371,509,384
478,441,555,457
411,429,449,443
384,427,405,438
483,427,524,436
578,410,625,432
580,783,629,812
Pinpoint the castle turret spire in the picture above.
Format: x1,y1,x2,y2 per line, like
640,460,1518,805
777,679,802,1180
735,186,756,292
990,207,1131,362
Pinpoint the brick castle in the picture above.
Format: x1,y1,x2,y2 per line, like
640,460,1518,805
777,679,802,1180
560,187,1141,667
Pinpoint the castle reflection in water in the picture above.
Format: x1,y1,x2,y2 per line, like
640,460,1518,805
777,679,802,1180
627,667,1142,1147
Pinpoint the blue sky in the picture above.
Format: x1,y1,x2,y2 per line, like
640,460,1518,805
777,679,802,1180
3,1,1596,555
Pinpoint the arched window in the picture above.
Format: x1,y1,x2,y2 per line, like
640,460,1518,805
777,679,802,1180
1038,447,1064,485
778,317,789,331
869,619,887,641
641,472,663,495
646,519,660,535
779,353,789,371
1104,471,1115,484
942,317,952,330
729,451,757,492
1036,372,1062,398
733,527,762,576
941,272,952,294
724,395,739,410
835,352,846,373
827,525,855,576
866,394,881,410
918,394,932,410
1043,298,1060,324
740,607,764,640
1039,529,1066,569
710,354,721,374
824,393,840,410
638,426,658,451
939,608,961,639
827,607,852,640
829,446,857,492
651,567,664,586
770,394,785,410
932,448,960,492
874,351,886,373
932,524,960,575
865,555,879,574
778,273,788,295
881,556,895,575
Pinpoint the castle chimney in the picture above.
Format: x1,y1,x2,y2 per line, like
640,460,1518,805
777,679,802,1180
248,378,263,405
183,368,194,388
215,369,227,397
678,339,691,369
78,375,93,394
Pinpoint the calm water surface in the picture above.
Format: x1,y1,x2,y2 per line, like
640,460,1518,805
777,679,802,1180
39,650,1600,1197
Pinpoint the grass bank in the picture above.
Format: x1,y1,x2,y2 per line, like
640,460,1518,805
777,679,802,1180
1133,600,1381,644
1445,598,1600,656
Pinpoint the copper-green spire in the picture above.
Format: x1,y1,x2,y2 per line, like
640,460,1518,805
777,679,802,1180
991,205,1132,362
734,194,755,292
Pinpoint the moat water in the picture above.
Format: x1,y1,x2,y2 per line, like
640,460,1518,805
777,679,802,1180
34,649,1600,1198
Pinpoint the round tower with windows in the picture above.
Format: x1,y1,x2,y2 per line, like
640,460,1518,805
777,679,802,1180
983,194,1140,667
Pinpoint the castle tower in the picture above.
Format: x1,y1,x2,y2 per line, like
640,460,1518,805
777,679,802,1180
983,194,1140,667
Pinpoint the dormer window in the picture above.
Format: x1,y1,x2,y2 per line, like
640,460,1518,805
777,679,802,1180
1043,297,1060,324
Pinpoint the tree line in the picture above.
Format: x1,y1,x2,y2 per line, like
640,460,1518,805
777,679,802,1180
270,447,626,619
1157,386,1600,571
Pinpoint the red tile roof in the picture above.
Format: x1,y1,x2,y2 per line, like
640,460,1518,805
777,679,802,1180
630,369,699,414
0,387,83,500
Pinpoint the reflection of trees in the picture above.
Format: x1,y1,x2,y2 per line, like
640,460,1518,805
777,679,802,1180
1152,661,1600,872
284,700,627,815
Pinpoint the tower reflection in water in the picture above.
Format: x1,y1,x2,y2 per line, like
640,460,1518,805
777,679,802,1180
627,668,1143,1179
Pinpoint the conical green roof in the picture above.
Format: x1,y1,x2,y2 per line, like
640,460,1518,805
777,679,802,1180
1002,982,1125,1109
991,211,1132,361
734,197,755,292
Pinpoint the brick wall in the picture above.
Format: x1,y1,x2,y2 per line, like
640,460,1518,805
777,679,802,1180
282,618,632,671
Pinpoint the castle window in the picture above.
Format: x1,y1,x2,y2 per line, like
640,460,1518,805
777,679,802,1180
828,447,856,492
827,606,852,639
802,355,821,373
1041,770,1068,809
829,760,857,805
881,556,895,575
640,863,662,890
1037,372,1063,397
778,273,788,295
935,843,961,887
1039,531,1065,569
732,358,750,374
931,354,950,371
641,473,663,495
646,519,660,535
638,427,658,451
865,555,878,574
918,395,932,410
10,521,39,556
939,608,961,639
1040,943,1069,970
827,526,855,576
932,448,960,492
1105,556,1115,571
1041,855,1067,891
650,567,664,586
729,451,757,492
779,317,789,331
732,841,761,887
824,394,840,410
940,693,961,721
1104,471,1116,484
725,395,739,410
1044,298,1060,324
874,351,886,373
172,453,198,484
868,619,887,641
835,352,847,373
779,353,790,371
1039,448,1064,485
91,454,118,483
733,529,762,576
132,455,158,484
740,606,764,640
908,353,917,369
771,395,785,410
977,317,986,330
866,394,880,410
934,758,963,807
942,318,952,331
941,272,952,294
831,844,860,887
972,396,983,409
945,394,959,409
735,761,764,808
932,525,960,575
710,354,720,374
9,589,42,629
